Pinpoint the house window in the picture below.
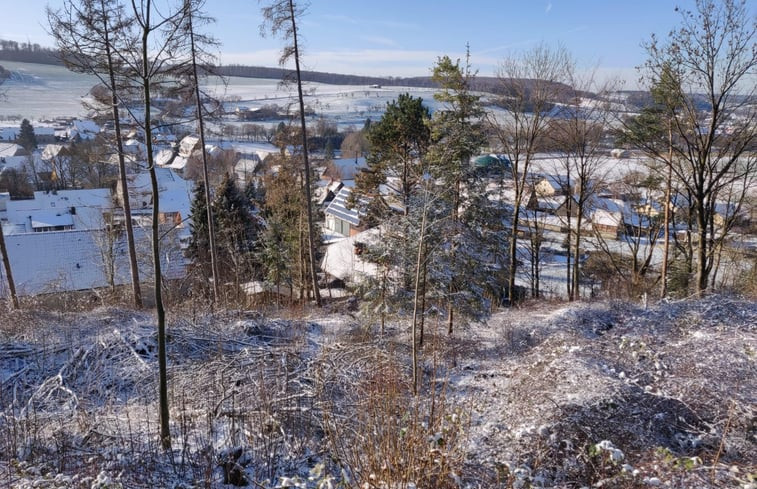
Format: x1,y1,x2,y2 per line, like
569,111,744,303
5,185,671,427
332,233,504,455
335,218,350,237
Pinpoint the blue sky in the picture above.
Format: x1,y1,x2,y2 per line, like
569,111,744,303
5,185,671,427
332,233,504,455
4,1,713,87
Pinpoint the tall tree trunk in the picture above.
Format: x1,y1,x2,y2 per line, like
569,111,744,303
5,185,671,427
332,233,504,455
660,124,673,298
447,178,460,335
0,229,19,309
695,200,708,294
141,5,170,449
100,0,142,308
566,203,573,300
411,200,428,396
508,198,522,304
572,213,583,300
419,244,428,346
187,2,220,304
287,0,321,306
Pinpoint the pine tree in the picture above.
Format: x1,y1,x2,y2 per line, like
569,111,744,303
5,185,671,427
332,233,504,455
427,52,487,333
18,119,37,152
355,94,431,218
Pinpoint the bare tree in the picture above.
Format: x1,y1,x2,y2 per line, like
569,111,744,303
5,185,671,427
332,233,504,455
261,0,322,306
115,0,194,450
642,0,757,294
489,43,571,303
183,0,221,304
620,64,685,298
548,68,614,300
48,0,143,308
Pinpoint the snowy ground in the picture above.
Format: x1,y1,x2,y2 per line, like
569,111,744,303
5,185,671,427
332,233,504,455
0,293,754,488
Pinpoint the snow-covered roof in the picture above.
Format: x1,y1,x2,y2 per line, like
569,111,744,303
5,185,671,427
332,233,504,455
229,142,281,161
533,194,568,210
125,168,194,237
0,155,29,174
327,157,367,181
0,226,188,296
155,149,176,167
0,127,18,141
321,227,381,282
178,135,200,157
68,120,99,140
123,139,146,154
3,189,113,234
590,197,646,228
41,144,69,160
325,186,361,226
30,211,74,229
0,143,27,157
234,158,261,175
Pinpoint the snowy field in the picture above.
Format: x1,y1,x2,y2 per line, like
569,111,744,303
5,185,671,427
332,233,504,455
0,61,444,127
0,294,754,487
0,61,97,120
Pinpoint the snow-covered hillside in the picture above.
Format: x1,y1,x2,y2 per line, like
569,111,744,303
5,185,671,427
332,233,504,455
0,294,754,488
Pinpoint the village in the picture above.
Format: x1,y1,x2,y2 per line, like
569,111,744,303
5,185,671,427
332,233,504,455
0,101,754,302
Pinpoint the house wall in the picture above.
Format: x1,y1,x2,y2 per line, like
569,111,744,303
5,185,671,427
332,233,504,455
593,223,620,239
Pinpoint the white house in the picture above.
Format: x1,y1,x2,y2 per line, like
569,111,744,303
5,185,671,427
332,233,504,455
116,167,194,242
324,186,364,238
1,189,113,235
321,227,381,284
0,143,29,158
68,119,100,141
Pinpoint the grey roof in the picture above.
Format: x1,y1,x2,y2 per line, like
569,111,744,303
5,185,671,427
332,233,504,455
325,187,361,226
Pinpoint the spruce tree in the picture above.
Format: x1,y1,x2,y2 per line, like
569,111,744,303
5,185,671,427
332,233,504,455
18,119,37,152
189,175,262,291
188,180,211,273
427,52,487,333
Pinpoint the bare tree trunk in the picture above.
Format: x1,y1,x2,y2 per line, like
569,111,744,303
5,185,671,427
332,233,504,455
411,200,428,397
0,230,19,309
99,0,142,308
186,2,220,304
287,0,321,307
695,199,708,294
419,244,428,346
565,192,573,300
447,178,460,335
139,1,170,449
572,215,583,300
508,201,522,304
660,125,673,298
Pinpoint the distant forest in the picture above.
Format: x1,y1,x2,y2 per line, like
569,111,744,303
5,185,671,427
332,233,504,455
0,38,578,99
0,39,442,88
0,39,60,65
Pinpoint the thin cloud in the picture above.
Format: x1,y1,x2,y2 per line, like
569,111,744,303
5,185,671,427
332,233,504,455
360,35,400,48
545,2,553,14
320,13,359,24
319,13,418,31
478,39,539,55
566,25,589,34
